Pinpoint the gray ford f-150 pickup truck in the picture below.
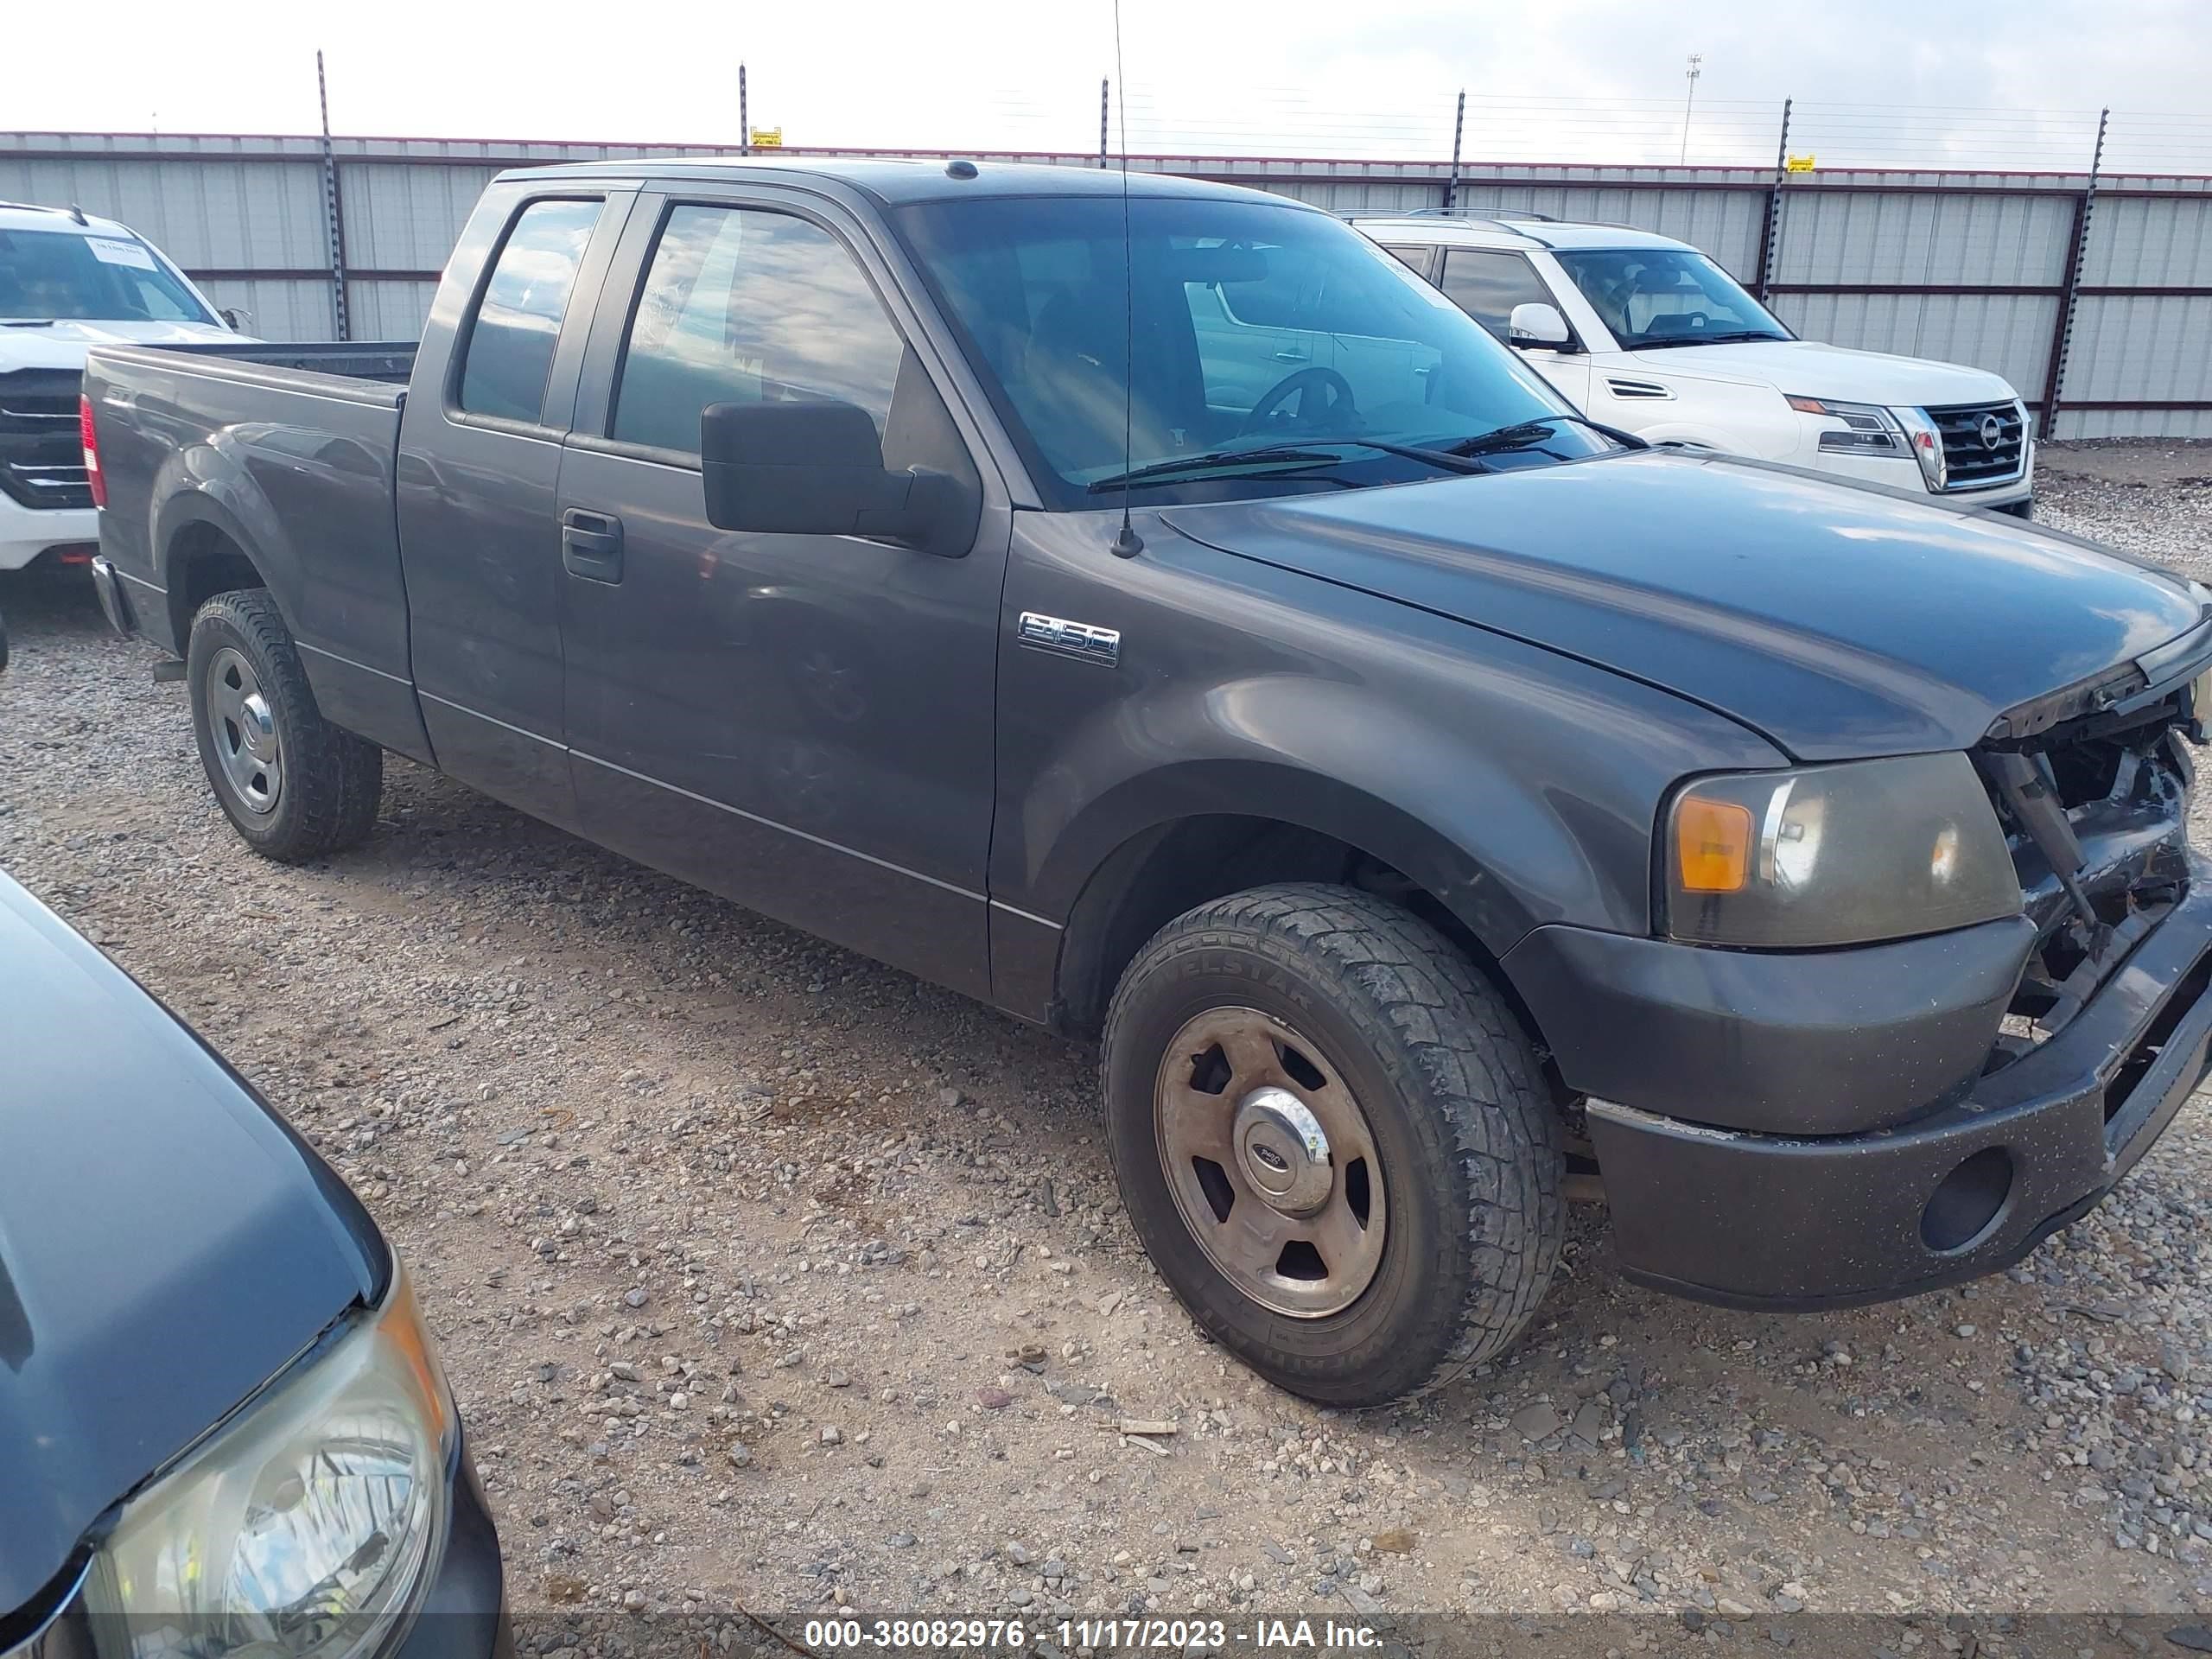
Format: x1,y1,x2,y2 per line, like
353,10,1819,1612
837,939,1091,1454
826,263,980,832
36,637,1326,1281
83,158,2212,1407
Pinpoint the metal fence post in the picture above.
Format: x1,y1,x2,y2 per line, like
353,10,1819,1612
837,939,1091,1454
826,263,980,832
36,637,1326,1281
316,50,349,342
1442,91,1465,213
1752,97,1791,300
740,64,749,156
1099,79,1109,168
2038,107,2108,438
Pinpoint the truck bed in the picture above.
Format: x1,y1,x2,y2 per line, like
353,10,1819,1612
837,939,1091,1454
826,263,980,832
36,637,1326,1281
83,338,429,761
95,338,420,400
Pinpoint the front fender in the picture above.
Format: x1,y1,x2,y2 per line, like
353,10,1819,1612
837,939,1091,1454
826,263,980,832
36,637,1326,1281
1027,676,1656,960
990,510,1790,1028
1014,630,1785,967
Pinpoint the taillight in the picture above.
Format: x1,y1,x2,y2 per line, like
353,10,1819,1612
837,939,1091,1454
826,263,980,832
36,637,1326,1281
79,393,107,509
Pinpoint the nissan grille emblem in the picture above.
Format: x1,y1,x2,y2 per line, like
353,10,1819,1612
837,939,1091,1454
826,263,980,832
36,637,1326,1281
1979,413,2004,452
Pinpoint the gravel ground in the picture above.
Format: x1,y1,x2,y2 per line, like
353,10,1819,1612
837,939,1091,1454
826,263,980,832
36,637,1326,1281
3,444,2212,1640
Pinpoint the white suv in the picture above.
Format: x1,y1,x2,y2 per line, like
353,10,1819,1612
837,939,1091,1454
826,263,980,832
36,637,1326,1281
1353,213,2034,516
1,202,243,571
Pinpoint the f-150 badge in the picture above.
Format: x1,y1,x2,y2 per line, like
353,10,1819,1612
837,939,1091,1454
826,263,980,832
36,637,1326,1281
1017,612,1120,667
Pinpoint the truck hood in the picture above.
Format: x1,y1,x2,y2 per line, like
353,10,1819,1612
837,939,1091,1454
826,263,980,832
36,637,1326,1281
1626,337,2018,407
0,317,237,373
0,874,384,1619
1160,449,2202,760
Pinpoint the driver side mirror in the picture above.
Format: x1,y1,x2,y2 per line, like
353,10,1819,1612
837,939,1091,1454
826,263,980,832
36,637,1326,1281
1508,302,1573,351
700,399,978,559
218,306,251,333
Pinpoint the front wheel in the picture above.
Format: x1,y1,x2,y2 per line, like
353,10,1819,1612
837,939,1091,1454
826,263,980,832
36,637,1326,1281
1101,883,1565,1406
187,588,383,862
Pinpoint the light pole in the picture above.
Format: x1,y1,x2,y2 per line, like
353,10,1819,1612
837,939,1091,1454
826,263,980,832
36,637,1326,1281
1681,54,1703,165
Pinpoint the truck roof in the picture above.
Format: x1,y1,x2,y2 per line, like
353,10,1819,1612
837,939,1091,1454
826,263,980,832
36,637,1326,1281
497,156,1306,208
1351,213,1694,253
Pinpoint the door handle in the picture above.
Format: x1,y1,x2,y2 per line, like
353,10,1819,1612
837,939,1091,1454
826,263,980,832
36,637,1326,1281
561,508,624,583
1273,349,1309,361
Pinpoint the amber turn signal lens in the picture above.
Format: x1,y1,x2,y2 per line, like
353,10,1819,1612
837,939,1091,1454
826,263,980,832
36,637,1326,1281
1675,796,1753,893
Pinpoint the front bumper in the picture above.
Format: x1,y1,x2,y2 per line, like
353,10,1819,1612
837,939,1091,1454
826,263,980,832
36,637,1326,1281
1509,852,2212,1310
0,496,98,572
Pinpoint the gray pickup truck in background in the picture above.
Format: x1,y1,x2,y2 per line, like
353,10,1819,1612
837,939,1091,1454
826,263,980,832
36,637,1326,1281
82,157,2212,1406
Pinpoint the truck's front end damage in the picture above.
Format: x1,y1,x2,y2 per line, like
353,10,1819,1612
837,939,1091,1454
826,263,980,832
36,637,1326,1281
1512,615,2212,1309
1978,619,2209,1049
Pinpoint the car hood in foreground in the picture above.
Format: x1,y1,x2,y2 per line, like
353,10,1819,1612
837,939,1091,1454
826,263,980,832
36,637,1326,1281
1624,337,2018,407
1161,450,2202,760
0,873,384,1619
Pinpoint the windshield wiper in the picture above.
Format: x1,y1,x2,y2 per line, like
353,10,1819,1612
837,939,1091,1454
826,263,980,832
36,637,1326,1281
1086,438,1485,493
1632,331,1786,351
1088,446,1350,493
1440,414,1645,458
1334,437,1491,474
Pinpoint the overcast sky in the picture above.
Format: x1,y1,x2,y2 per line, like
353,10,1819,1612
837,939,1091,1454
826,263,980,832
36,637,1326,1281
10,1,2209,174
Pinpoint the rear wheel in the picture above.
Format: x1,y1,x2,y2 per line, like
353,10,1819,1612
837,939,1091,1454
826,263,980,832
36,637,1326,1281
187,588,382,861
1102,883,1565,1406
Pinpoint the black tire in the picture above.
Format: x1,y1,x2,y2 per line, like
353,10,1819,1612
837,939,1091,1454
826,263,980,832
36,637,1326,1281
1102,883,1564,1407
187,588,382,862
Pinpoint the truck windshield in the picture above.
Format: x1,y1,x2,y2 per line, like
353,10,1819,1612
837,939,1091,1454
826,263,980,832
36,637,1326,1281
1549,248,1789,351
0,227,215,325
893,194,1605,507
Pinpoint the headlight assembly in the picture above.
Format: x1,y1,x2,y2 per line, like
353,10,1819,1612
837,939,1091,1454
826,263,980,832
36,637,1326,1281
1785,395,1905,458
86,1265,453,1659
1663,753,2020,947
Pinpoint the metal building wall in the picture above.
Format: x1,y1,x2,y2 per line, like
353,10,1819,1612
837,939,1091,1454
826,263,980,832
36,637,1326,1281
2,130,2207,437
0,145,337,336
1770,289,2059,404
2063,186,2212,438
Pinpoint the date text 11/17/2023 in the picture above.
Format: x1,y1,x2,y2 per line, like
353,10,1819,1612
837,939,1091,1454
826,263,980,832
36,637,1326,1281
798,1618,1386,1650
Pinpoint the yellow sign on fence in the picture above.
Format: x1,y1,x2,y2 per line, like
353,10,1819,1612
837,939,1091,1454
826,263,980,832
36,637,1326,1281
1785,153,1816,173
751,127,784,149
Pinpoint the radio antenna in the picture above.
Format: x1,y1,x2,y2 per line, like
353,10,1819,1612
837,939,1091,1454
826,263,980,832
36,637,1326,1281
1107,0,1143,559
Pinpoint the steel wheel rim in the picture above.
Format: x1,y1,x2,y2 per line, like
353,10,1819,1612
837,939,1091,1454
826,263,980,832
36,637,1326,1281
1154,1006,1388,1319
206,645,283,817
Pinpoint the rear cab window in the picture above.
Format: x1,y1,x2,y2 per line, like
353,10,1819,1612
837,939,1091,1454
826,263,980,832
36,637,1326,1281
456,199,604,424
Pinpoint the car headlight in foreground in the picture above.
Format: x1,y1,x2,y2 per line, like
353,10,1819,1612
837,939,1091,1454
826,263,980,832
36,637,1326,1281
1664,752,2020,947
85,1265,454,1659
